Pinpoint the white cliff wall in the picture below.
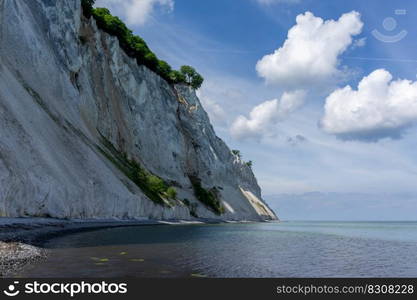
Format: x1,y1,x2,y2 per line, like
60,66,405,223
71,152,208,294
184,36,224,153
0,0,277,221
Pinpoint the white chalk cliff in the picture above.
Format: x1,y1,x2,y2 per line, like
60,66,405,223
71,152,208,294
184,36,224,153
0,0,277,221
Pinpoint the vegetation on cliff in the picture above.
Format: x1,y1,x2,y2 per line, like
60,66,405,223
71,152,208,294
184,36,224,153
98,135,178,206
81,0,204,89
81,0,227,216
189,176,224,215
232,150,253,169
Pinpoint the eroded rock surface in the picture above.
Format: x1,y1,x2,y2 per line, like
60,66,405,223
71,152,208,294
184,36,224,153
0,0,277,221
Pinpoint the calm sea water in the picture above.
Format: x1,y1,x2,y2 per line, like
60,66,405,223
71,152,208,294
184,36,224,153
18,221,417,278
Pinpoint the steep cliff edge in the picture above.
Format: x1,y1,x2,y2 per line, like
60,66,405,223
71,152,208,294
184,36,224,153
0,0,277,221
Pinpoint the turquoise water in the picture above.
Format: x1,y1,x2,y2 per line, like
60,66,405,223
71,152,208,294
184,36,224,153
19,221,417,277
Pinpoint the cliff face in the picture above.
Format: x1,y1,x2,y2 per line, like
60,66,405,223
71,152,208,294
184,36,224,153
0,0,276,221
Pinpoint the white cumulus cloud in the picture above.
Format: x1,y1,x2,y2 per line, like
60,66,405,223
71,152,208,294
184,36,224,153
351,37,366,50
256,11,363,89
95,0,174,26
231,90,306,140
321,69,417,141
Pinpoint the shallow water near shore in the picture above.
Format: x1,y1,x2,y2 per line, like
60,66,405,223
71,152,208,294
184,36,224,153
16,221,417,277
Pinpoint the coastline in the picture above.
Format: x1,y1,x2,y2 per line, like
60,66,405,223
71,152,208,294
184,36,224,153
0,217,263,277
0,217,258,244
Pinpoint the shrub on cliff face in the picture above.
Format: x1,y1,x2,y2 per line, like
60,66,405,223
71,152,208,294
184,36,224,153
147,175,166,195
232,150,253,168
99,135,178,205
189,176,224,215
231,150,241,159
81,0,204,89
166,187,177,200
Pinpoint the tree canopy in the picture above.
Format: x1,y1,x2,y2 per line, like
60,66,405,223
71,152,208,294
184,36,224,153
81,0,204,89
180,66,204,89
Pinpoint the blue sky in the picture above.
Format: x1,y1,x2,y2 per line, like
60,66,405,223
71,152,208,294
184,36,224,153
96,0,417,219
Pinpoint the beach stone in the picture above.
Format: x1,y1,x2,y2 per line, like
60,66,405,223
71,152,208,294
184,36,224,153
0,242,46,277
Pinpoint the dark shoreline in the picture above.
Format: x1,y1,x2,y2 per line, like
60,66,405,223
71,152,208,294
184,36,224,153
0,217,263,277
0,218,165,277
0,217,245,246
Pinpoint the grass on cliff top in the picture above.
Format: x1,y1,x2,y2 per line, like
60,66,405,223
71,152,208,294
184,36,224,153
97,135,177,206
81,0,203,89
